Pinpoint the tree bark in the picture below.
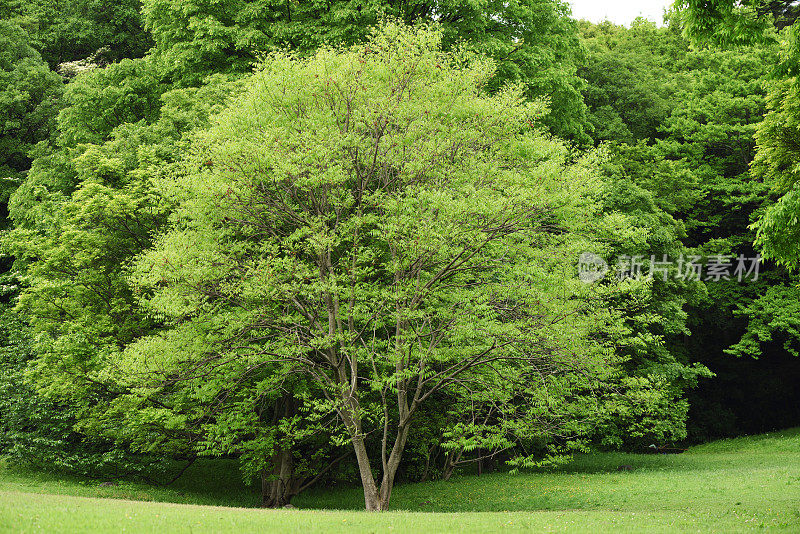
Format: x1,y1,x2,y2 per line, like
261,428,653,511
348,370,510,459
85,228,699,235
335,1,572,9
442,449,463,481
261,448,303,507
350,433,382,510
420,443,437,482
260,396,303,508
342,396,411,510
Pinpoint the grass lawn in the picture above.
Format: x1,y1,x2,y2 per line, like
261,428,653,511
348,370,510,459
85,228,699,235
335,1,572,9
1,429,799,532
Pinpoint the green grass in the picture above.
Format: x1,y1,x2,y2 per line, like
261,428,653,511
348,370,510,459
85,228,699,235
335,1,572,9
2,429,800,532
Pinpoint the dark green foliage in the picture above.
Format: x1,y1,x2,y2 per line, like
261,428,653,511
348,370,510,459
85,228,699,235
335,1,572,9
752,75,800,268
56,58,168,146
0,21,63,185
0,306,164,478
2,56,239,478
679,0,800,269
579,16,800,441
580,19,688,144
142,0,589,141
1,0,151,67
590,143,711,448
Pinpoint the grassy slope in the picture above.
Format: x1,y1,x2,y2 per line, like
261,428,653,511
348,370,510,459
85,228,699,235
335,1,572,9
1,429,799,533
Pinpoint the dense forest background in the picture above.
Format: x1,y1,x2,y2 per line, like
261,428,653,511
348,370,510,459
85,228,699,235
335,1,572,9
1,0,800,509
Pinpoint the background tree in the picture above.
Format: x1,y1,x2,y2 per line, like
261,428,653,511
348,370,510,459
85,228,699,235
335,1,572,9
578,14,800,440
579,18,688,144
679,0,798,45
679,0,800,269
751,70,800,268
0,21,62,186
2,53,240,474
141,0,590,141
578,19,712,445
1,0,151,68
671,0,800,436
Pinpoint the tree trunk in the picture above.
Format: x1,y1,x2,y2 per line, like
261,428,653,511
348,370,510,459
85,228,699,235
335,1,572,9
376,422,410,509
350,433,382,511
442,449,463,481
484,454,497,474
420,443,437,482
260,447,303,507
346,416,411,511
260,396,302,508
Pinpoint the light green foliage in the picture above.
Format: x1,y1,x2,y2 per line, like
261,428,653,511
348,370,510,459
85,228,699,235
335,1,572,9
727,284,800,357
116,23,643,510
754,184,800,267
677,0,783,47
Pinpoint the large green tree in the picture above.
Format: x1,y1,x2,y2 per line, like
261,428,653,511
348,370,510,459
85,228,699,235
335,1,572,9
113,24,649,510
1,0,605,491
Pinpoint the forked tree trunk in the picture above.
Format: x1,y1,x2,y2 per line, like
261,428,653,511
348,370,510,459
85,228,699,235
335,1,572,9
442,449,463,481
348,419,411,511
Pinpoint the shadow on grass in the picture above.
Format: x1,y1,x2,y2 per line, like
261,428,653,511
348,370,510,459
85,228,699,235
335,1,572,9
0,458,261,508
3,427,799,513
